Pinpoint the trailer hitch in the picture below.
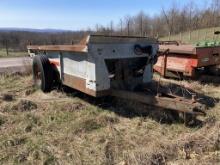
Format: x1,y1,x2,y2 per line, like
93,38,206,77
110,90,206,124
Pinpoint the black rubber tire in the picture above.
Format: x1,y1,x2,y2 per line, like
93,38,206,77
51,64,61,88
32,55,53,92
206,65,220,76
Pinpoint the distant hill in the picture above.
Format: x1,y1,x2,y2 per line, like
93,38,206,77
0,27,74,33
160,27,220,44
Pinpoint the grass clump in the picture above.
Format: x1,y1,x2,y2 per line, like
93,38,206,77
12,100,38,112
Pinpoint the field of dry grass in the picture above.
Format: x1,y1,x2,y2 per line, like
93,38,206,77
0,49,28,58
0,74,220,165
160,27,220,44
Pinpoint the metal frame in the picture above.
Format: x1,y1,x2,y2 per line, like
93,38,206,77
27,35,206,123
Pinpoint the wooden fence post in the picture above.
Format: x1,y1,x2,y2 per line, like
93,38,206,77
180,32,182,42
5,40,9,56
168,32,171,41
189,31,191,41
213,28,215,40
205,30,208,40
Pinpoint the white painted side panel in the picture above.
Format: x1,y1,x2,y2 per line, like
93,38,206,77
86,53,110,91
86,60,96,90
62,53,87,79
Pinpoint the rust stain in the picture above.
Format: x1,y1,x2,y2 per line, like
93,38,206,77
159,44,196,55
155,43,220,78
49,59,60,66
110,90,206,116
63,74,109,97
27,45,87,53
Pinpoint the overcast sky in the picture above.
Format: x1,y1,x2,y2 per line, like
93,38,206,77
0,0,211,30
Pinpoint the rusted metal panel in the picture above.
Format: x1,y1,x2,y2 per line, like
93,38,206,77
27,45,87,53
49,59,60,66
27,35,157,53
154,54,197,77
155,43,220,78
161,50,168,77
196,46,220,67
159,44,196,55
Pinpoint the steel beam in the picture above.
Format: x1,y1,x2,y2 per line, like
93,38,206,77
110,90,206,116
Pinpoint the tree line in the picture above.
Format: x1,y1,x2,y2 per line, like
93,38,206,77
96,0,220,37
0,0,220,52
0,31,90,52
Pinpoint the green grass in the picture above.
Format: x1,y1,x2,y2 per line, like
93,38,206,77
160,27,220,44
0,49,28,58
0,74,220,164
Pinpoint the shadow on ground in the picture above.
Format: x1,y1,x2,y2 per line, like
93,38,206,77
57,80,218,127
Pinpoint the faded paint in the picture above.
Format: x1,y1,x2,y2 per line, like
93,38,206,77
154,44,220,77
28,36,206,119
28,35,158,97
27,45,87,53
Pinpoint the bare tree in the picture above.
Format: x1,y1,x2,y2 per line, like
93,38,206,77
0,33,9,56
120,19,123,35
125,16,131,36
136,11,144,36
110,20,114,35
211,0,220,26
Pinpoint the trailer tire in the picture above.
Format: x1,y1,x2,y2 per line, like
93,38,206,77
32,55,53,92
206,65,220,76
51,64,61,88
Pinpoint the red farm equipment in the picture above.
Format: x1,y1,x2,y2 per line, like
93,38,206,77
154,41,220,79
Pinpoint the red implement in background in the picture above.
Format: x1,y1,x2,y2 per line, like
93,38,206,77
154,42,220,78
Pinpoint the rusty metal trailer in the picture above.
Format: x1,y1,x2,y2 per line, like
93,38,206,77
27,35,206,123
154,41,220,78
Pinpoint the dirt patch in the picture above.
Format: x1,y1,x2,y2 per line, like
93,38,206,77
97,114,120,125
3,137,27,148
74,115,119,134
15,152,29,163
1,93,14,101
150,153,166,165
61,102,87,112
24,87,37,96
11,100,38,112
75,118,106,133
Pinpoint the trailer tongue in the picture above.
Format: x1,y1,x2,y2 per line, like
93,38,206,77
27,35,206,124
111,90,205,116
